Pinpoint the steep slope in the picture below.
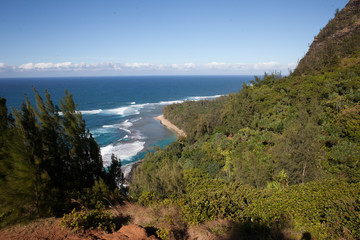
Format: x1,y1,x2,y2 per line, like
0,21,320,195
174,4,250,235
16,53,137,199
130,1,360,239
294,0,360,75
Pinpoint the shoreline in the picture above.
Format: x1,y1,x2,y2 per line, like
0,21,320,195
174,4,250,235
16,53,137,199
122,115,186,184
154,115,187,137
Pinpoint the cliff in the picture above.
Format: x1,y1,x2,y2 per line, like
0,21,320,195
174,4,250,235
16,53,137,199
294,0,360,75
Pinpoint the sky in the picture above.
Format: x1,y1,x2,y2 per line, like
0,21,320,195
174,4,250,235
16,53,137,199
0,0,348,77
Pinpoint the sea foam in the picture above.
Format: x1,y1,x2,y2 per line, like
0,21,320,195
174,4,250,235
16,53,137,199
81,109,103,114
187,95,223,101
79,94,223,117
92,94,224,166
101,141,145,166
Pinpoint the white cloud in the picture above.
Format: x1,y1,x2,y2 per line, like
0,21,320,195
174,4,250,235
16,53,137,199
0,61,296,76
19,62,35,70
124,62,153,68
0,62,15,72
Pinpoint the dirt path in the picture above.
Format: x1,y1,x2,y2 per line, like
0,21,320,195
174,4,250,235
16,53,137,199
0,218,157,240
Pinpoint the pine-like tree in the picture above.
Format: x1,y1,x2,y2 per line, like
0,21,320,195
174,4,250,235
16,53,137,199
0,90,118,223
106,154,124,191
60,90,104,190
33,89,67,213
0,97,51,217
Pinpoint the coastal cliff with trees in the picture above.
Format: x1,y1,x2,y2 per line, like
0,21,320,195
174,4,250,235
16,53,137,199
1,0,360,239
131,0,360,238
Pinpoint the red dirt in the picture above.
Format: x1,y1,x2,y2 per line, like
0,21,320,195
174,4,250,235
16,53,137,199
0,218,157,240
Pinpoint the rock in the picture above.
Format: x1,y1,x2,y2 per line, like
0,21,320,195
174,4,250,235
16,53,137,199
101,224,157,240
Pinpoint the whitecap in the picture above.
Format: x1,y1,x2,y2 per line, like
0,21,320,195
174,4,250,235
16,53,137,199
130,129,146,140
187,95,223,101
117,119,132,134
119,119,133,128
83,95,223,118
102,124,116,128
158,100,184,105
121,162,139,179
122,135,129,139
104,105,143,117
80,109,103,115
101,141,145,166
92,127,111,134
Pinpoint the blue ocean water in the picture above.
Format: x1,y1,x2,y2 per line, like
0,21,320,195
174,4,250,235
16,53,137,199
0,75,250,174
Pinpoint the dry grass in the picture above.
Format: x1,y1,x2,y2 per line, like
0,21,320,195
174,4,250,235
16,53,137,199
188,219,232,240
114,201,188,239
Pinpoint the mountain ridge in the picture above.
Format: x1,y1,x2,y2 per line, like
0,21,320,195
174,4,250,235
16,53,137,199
294,0,360,75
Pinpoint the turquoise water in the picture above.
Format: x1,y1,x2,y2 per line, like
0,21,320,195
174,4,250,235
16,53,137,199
0,75,250,170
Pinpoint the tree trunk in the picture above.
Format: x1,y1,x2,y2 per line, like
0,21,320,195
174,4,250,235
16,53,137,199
302,162,307,184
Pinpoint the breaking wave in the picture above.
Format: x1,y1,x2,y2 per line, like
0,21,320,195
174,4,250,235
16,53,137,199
101,141,145,166
79,94,223,117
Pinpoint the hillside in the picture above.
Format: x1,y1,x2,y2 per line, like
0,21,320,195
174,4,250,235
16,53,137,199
130,1,360,239
294,0,360,75
1,1,360,239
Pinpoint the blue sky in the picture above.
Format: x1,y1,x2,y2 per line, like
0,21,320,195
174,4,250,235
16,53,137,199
0,0,348,77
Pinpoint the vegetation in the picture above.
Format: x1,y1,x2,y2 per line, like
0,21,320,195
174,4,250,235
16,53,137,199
162,96,227,139
60,201,116,233
130,1,360,238
294,0,360,75
0,90,124,227
1,0,360,239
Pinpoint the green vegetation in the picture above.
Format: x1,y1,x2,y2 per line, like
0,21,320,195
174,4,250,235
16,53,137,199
131,68,360,239
130,2,360,236
60,201,116,233
1,1,360,239
162,96,227,139
0,90,124,227
295,0,360,75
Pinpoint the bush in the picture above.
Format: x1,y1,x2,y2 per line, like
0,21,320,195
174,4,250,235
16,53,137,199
156,227,170,240
181,169,256,224
65,178,124,211
60,202,115,233
138,191,157,206
246,179,360,239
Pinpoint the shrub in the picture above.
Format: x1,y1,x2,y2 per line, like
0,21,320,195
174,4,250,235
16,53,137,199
138,191,157,206
60,202,115,233
246,179,360,239
156,227,170,240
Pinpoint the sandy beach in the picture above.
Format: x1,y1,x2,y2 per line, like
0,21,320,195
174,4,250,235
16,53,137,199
155,115,187,137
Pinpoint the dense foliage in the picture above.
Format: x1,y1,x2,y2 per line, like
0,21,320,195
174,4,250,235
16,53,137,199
133,3,360,237
1,1,360,238
131,56,360,238
162,96,227,139
0,90,124,226
60,201,116,233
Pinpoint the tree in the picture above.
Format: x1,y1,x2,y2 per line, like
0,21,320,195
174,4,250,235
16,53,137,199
0,90,108,222
106,154,124,191
272,104,323,184
222,84,255,135
60,90,104,190
0,97,51,217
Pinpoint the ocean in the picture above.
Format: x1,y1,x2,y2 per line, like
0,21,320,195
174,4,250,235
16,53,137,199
0,75,250,174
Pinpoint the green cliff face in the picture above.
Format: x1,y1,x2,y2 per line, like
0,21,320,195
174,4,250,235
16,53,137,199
294,0,360,75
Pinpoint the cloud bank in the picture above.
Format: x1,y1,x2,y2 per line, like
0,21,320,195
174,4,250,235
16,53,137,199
0,61,296,77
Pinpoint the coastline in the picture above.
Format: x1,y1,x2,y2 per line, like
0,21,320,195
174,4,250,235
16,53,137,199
122,115,186,184
155,115,187,137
